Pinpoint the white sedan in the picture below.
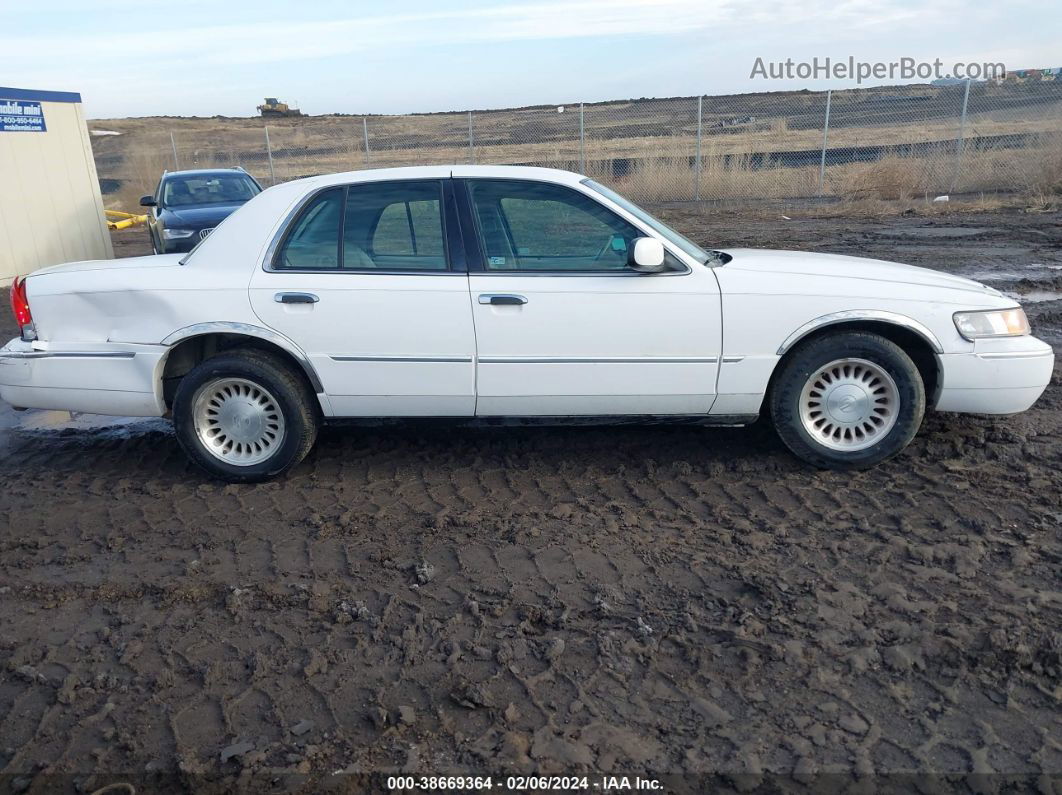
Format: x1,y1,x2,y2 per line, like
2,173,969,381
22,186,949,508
1,166,1053,481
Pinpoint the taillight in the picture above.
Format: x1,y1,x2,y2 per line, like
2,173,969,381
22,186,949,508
10,276,34,336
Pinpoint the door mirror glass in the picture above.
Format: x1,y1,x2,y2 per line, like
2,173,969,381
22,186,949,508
140,195,157,207
628,237,666,272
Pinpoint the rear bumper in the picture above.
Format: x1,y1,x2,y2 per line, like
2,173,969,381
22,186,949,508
0,338,167,417
935,337,1054,414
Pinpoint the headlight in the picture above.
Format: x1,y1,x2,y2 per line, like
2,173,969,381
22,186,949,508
163,228,195,240
953,308,1030,340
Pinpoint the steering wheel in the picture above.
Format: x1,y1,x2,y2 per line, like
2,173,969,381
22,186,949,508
593,235,624,262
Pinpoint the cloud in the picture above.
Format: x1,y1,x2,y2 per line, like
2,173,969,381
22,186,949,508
5,0,1048,117
4,1,721,64
2,0,931,69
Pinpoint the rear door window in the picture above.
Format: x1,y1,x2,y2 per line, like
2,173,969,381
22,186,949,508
345,181,447,270
275,188,343,269
275,181,449,271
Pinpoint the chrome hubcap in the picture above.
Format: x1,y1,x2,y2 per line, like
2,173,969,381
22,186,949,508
798,358,899,452
192,377,285,466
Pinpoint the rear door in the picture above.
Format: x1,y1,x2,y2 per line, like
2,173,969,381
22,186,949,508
248,175,477,416
456,176,721,416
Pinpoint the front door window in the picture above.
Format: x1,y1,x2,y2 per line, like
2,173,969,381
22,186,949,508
466,180,644,272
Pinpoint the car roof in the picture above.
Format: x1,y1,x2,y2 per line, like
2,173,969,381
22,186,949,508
163,168,254,179
291,165,588,190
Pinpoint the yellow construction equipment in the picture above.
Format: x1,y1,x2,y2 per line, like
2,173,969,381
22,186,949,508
105,210,148,230
257,97,302,118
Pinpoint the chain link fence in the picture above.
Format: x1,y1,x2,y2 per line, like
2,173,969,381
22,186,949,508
92,79,1062,210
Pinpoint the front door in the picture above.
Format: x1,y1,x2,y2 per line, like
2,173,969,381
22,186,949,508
457,176,721,416
249,176,476,416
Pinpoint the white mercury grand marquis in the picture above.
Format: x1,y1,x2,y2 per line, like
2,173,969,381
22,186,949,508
1,166,1054,481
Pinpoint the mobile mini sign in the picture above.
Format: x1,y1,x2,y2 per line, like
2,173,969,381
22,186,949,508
0,99,47,132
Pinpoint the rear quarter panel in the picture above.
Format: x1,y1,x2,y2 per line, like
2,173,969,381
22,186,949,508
26,264,259,345
25,180,311,346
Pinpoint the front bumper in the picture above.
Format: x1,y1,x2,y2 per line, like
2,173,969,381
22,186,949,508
936,336,1054,414
0,338,167,417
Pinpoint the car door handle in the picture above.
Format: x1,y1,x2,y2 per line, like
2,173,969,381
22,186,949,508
275,292,319,304
478,294,527,305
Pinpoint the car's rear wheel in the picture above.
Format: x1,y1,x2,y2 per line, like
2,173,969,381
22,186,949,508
173,349,318,482
770,331,925,469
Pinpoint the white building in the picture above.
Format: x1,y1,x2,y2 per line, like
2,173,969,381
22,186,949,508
0,87,112,285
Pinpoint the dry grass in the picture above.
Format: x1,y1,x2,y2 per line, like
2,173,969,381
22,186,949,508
787,194,1012,220
107,146,172,211
90,84,1062,212
557,135,1062,207
836,156,936,201
998,134,1062,206
102,132,1062,215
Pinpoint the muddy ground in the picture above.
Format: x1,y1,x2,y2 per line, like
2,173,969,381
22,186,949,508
1,209,1060,793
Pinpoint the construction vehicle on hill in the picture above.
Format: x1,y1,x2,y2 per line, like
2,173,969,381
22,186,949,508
257,98,302,118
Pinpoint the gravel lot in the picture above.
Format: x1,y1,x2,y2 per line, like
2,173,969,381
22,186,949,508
1,209,1060,792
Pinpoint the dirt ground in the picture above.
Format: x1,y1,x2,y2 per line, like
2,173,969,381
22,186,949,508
1,208,1060,793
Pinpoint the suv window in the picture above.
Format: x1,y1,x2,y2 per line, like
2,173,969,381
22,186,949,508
466,180,643,271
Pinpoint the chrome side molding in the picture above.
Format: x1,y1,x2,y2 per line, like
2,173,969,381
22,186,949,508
477,355,719,364
160,321,325,393
330,354,473,363
776,310,944,355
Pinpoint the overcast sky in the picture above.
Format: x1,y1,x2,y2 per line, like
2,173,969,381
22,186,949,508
3,0,1058,118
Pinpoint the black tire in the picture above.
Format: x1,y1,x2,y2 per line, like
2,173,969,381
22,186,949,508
172,349,318,482
769,331,925,470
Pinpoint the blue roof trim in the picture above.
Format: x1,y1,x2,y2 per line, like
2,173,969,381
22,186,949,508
0,86,82,104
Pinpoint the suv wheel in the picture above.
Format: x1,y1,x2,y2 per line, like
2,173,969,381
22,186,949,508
173,349,318,482
770,331,925,469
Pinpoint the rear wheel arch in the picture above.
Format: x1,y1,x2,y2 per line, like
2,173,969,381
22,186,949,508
158,326,322,411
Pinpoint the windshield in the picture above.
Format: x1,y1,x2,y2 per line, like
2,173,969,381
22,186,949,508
581,178,711,264
163,173,260,207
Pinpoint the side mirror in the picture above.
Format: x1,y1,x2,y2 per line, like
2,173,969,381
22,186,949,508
628,237,667,272
140,195,157,207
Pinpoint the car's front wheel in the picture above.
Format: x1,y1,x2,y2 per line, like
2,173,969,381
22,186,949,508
173,349,318,482
770,331,925,469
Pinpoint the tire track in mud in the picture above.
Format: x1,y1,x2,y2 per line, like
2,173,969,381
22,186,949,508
2,397,1059,787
